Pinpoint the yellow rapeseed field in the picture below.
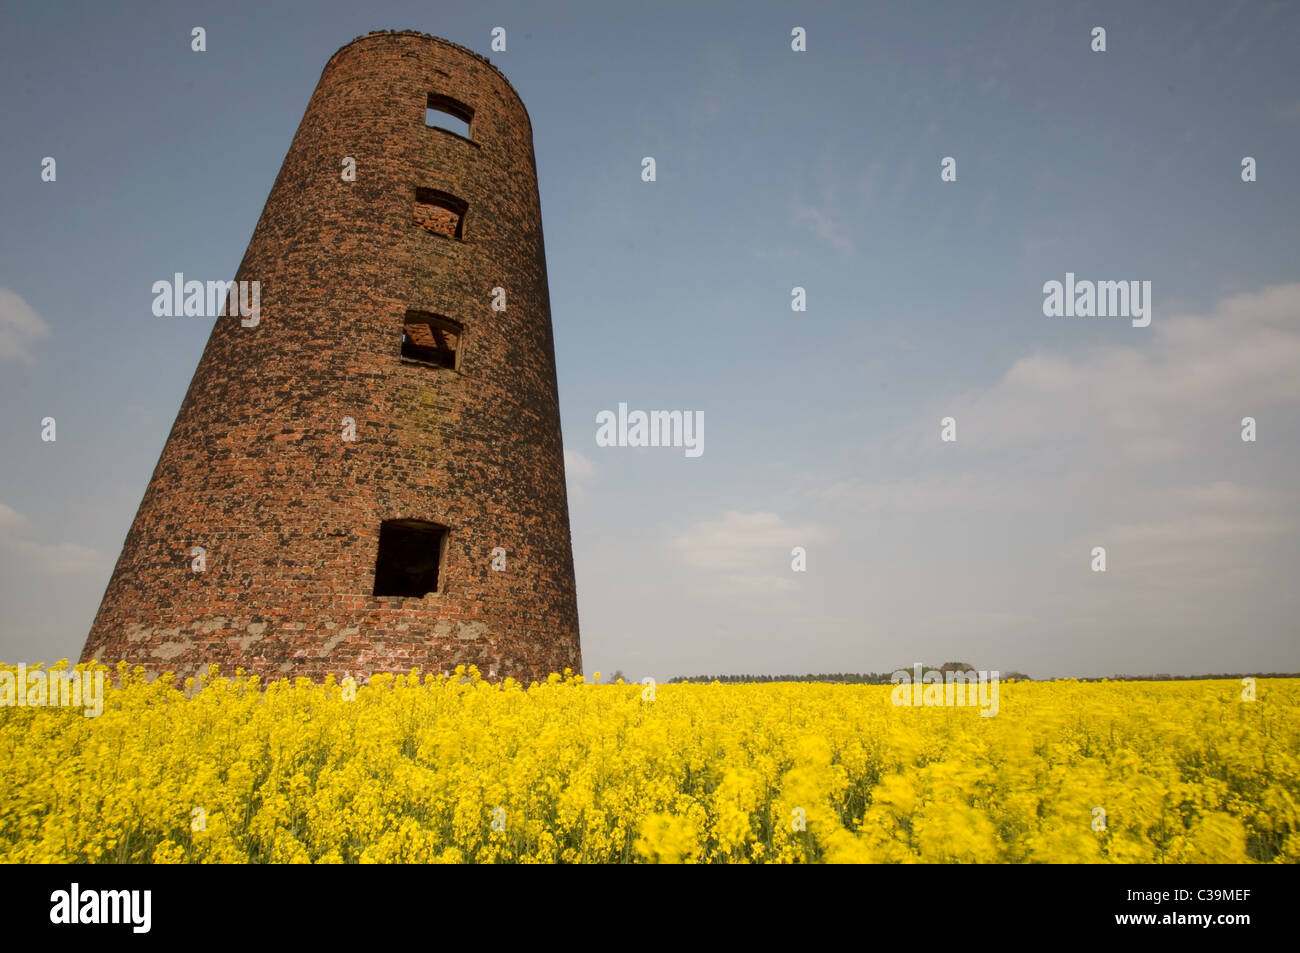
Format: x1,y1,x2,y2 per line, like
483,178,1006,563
1,662,1296,863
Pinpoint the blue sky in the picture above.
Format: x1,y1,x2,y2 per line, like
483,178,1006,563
2,0,1297,679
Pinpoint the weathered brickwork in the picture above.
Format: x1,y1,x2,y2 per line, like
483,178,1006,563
413,197,462,239
81,31,582,683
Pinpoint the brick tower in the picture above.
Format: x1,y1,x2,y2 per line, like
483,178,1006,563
81,31,581,682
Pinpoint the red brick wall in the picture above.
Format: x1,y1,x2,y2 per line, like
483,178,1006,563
413,199,462,239
81,31,582,684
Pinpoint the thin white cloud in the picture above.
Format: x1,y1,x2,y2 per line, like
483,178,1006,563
7,539,108,575
1067,481,1295,581
0,503,31,533
0,287,51,364
564,449,597,503
564,449,596,480
950,283,1300,461
0,502,108,575
791,200,855,254
672,511,828,592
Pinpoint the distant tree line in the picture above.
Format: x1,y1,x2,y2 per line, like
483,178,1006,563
668,672,900,685
667,664,1035,684
1084,672,1300,682
663,668,1298,684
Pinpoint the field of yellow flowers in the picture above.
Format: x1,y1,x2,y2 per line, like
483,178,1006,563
1,662,1296,863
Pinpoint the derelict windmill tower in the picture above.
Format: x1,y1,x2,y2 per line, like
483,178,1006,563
82,31,582,682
